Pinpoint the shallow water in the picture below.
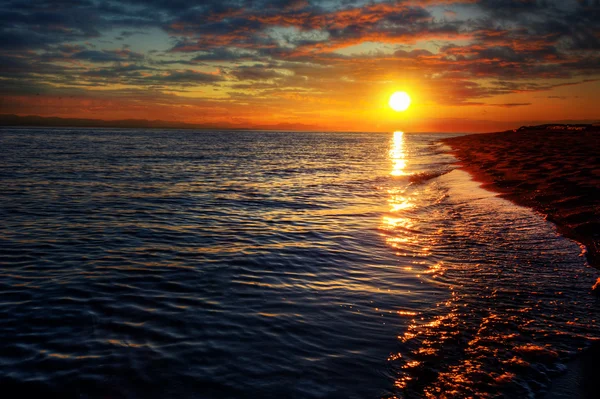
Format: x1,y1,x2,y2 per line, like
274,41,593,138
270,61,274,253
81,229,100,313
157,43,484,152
0,128,598,398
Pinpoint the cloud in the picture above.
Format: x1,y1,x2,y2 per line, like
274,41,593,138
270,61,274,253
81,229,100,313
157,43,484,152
229,65,286,80
153,70,225,84
191,48,260,62
72,49,144,62
0,0,598,128
489,102,531,107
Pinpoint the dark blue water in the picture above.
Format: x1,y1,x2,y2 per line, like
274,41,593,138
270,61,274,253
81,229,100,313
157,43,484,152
0,128,598,398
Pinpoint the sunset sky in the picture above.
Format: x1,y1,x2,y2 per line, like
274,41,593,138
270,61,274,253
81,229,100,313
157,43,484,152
1,0,599,132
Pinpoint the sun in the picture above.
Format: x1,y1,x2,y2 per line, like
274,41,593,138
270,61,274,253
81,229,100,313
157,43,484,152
389,91,411,112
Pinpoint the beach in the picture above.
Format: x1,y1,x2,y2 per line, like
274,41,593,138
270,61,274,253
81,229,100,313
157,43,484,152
443,128,600,398
442,128,600,270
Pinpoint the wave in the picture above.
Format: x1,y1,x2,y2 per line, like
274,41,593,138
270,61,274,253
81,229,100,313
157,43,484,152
407,168,454,184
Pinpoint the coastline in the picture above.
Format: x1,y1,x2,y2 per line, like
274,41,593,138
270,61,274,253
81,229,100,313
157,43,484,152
441,129,600,271
442,128,600,398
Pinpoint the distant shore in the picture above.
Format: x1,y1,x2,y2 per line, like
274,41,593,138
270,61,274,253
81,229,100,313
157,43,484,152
442,125,600,270
0,114,319,132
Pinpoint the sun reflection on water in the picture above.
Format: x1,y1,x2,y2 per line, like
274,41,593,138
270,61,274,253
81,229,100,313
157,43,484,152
381,131,416,252
390,131,406,177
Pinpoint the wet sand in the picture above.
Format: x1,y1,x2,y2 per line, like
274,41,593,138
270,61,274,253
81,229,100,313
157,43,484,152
543,341,600,399
442,129,600,270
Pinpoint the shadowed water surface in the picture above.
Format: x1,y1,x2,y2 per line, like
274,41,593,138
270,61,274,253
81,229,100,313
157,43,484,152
0,128,598,398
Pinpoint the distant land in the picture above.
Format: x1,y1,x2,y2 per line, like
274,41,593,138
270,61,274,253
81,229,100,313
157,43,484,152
514,123,600,132
0,114,320,132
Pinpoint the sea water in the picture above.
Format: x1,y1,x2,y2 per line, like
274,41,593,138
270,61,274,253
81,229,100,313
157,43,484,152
0,128,598,398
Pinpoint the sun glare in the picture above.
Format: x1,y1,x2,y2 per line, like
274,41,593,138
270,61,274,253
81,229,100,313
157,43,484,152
389,91,411,112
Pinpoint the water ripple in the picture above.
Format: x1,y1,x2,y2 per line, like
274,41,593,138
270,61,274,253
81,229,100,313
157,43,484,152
0,128,597,398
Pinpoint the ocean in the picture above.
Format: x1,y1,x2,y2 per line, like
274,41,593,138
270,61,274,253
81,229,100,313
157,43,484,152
0,128,598,398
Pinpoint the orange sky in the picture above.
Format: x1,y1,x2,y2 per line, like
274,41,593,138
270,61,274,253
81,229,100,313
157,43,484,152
1,0,599,132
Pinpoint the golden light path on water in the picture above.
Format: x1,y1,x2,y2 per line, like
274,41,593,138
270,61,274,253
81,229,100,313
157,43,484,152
389,131,407,177
382,131,419,260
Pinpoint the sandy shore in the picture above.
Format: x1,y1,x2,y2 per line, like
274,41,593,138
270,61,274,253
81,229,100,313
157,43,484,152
442,129,600,270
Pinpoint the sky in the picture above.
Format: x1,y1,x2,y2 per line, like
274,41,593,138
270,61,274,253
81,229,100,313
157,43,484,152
0,0,599,132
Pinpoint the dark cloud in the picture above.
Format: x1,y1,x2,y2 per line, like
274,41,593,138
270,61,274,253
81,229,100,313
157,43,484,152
191,48,261,62
81,64,155,78
489,102,532,107
476,0,543,16
229,65,286,81
394,49,434,58
72,49,144,62
154,70,225,84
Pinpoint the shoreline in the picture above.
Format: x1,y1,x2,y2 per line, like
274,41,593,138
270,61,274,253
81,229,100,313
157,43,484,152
441,129,600,271
544,341,600,399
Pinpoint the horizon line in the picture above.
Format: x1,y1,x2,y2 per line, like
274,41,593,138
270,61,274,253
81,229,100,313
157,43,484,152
1,114,599,135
